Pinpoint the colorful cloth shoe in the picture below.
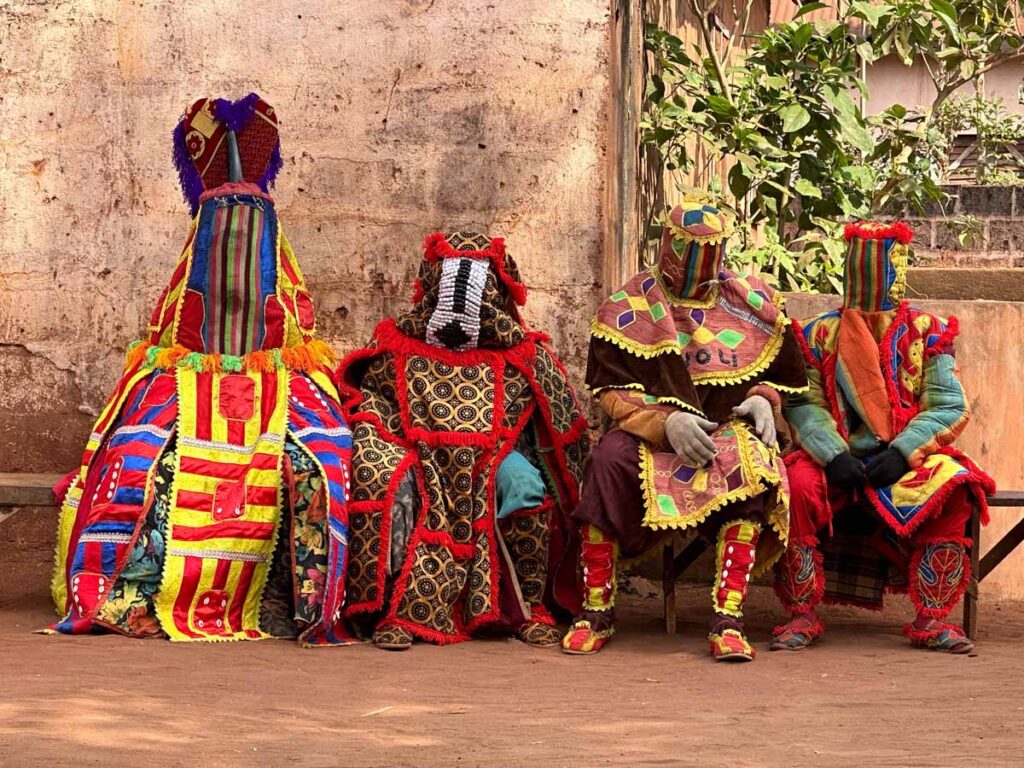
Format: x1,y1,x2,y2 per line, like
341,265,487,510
709,627,755,662
561,618,615,655
904,620,974,654
516,621,563,648
770,614,825,651
373,623,414,651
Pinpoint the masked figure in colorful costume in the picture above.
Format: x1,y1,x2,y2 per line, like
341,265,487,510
772,221,994,654
338,231,589,650
51,95,354,646
562,201,808,661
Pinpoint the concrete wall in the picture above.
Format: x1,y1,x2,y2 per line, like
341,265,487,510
0,0,610,472
788,295,1024,600
867,55,1024,116
897,186,1024,270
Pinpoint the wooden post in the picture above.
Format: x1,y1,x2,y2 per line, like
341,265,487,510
964,506,981,640
663,540,677,634
604,0,645,295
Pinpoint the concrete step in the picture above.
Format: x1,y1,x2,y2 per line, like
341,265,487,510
906,268,1024,302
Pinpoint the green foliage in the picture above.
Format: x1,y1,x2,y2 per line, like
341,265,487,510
643,15,876,292
641,0,1024,293
934,95,1024,184
867,104,949,214
861,0,1024,110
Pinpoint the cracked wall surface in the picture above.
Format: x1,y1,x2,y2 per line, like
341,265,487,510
0,0,610,472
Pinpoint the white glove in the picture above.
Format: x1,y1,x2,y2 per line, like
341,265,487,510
665,410,719,466
733,394,776,447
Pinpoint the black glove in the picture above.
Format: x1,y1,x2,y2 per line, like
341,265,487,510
865,447,909,488
825,451,866,490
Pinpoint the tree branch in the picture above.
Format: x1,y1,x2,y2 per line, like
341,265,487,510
689,0,734,101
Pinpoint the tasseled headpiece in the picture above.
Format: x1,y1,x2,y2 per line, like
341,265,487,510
172,93,283,215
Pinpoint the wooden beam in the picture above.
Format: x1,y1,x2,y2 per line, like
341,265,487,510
964,507,981,639
673,535,710,574
604,0,645,296
0,473,64,507
980,515,1024,581
986,490,1024,507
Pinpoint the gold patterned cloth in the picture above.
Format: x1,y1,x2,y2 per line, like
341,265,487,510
337,233,589,644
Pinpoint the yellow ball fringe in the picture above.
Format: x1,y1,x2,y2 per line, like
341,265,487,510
124,338,336,373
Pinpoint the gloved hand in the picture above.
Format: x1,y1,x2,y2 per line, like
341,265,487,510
665,410,719,466
732,394,776,447
865,447,910,488
825,451,866,490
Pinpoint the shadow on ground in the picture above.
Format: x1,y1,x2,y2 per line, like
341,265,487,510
2,511,1023,767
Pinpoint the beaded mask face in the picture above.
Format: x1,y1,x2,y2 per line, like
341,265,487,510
398,231,528,350
842,222,913,312
658,201,732,300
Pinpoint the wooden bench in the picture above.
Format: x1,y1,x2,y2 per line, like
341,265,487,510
662,490,1024,640
0,473,65,524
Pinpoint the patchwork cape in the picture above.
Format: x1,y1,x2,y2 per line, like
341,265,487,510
338,235,589,644
588,266,808,569
51,96,353,646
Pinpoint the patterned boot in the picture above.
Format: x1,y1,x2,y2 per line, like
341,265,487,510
709,519,761,662
373,623,414,651
561,523,618,655
770,539,826,651
500,507,561,648
905,540,973,654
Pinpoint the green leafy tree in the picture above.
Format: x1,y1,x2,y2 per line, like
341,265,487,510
860,0,1024,113
642,0,1024,292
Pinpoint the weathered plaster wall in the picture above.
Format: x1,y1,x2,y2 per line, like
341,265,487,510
0,0,609,471
789,295,1024,602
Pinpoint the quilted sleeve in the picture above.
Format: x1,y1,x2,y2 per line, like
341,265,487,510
784,365,849,466
890,353,970,468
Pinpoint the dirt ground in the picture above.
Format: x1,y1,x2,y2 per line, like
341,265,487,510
3,512,1024,768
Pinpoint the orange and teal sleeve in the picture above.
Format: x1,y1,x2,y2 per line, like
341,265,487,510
784,365,848,467
890,354,970,468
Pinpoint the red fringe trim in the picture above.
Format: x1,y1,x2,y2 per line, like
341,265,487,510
843,221,914,244
418,530,477,560
923,314,960,361
198,182,272,205
528,604,557,627
771,615,825,641
336,312,588,639
903,620,967,644
421,232,528,306
867,455,993,538
387,615,471,646
772,543,826,616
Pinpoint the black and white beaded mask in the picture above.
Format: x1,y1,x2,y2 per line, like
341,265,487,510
398,230,528,350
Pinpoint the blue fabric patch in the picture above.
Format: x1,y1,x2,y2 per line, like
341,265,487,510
495,450,546,519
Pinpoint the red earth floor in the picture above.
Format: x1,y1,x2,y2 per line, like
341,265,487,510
2,512,1023,767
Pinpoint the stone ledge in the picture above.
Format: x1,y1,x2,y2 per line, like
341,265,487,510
905,268,1024,302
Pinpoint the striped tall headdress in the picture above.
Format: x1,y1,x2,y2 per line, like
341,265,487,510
842,221,913,312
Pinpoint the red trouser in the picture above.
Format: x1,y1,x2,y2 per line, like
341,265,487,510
780,451,973,619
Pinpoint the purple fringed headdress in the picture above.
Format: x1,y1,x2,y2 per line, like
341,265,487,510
172,118,206,216
171,93,283,215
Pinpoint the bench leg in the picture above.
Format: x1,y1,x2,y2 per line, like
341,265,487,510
964,508,981,640
663,540,676,635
